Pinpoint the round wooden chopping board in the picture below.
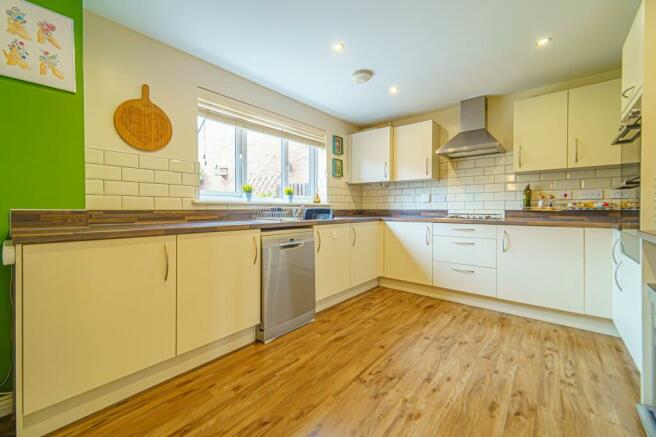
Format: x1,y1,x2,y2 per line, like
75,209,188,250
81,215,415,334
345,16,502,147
114,84,173,151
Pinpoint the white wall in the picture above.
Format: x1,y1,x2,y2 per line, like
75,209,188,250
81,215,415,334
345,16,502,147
83,11,361,209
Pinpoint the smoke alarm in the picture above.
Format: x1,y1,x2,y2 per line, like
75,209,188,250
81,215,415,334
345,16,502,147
352,69,374,84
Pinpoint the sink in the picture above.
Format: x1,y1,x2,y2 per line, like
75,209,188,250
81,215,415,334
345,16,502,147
254,218,305,223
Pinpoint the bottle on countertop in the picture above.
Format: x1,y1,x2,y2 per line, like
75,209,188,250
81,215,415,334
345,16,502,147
522,184,532,209
547,194,554,208
537,195,545,209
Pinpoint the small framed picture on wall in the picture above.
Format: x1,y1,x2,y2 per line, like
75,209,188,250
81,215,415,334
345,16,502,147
332,158,343,177
332,135,343,155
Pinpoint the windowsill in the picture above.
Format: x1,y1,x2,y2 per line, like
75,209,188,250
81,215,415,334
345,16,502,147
193,197,331,207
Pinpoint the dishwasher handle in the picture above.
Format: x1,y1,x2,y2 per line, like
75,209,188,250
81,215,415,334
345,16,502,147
276,239,305,249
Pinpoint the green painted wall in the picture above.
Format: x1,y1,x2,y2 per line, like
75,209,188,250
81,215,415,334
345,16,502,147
0,0,84,391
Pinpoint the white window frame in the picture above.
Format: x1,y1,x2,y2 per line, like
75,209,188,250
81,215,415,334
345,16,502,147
198,113,318,201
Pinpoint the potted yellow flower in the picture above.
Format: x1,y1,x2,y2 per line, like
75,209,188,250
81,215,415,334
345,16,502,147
242,184,254,201
283,186,294,202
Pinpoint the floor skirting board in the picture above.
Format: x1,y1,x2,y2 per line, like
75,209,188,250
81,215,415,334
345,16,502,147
316,279,379,313
379,278,619,337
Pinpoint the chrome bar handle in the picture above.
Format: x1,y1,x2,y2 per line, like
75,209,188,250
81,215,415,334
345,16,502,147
384,162,388,179
622,86,636,99
502,230,509,252
611,238,620,266
452,241,475,246
575,138,580,163
352,227,357,247
425,157,429,176
518,145,522,168
425,226,430,246
253,236,258,265
452,268,475,274
164,243,169,282
317,230,322,253
614,262,623,292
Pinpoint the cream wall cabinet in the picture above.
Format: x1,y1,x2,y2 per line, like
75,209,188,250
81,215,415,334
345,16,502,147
497,226,585,313
315,224,351,300
384,221,432,285
349,127,392,183
177,230,261,354
22,236,177,415
350,222,383,287
583,228,613,318
513,91,568,172
568,80,622,168
621,1,644,118
393,121,440,181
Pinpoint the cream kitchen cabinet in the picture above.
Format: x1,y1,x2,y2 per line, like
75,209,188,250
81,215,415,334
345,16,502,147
22,236,177,415
315,224,351,300
583,228,613,318
350,222,383,287
393,120,440,181
384,221,432,285
497,226,585,313
568,80,622,168
621,1,644,118
349,126,393,183
513,90,568,172
177,230,261,354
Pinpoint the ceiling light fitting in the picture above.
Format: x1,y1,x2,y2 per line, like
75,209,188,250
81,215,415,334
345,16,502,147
536,37,552,47
389,86,399,95
352,69,374,84
332,42,344,52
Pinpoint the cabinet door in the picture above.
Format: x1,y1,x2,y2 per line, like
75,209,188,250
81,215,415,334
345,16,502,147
315,224,351,300
177,230,260,354
615,253,643,371
393,121,439,181
584,228,613,318
350,222,383,287
22,236,176,414
568,80,622,168
621,1,644,117
350,127,392,183
384,222,433,285
497,226,584,313
513,91,568,172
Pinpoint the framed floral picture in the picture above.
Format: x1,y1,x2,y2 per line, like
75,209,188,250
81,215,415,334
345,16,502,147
1,0,76,92
332,135,343,155
332,158,343,177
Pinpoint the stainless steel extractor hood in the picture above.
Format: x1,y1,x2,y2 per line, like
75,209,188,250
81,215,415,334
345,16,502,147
436,96,504,158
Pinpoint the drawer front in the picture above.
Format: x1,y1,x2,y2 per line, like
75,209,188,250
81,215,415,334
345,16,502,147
433,236,496,268
433,223,497,239
433,262,497,297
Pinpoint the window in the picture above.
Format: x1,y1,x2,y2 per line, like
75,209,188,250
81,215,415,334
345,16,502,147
198,111,320,200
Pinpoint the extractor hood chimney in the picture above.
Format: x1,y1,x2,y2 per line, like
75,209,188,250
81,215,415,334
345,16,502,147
436,96,504,158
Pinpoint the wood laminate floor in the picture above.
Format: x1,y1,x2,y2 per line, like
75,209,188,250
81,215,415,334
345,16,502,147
54,288,642,436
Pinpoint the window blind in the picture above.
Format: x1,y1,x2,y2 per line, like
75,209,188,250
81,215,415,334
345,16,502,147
198,88,326,148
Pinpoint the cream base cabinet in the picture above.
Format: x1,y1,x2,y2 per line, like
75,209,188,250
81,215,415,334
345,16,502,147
497,226,584,314
567,80,622,168
513,90,568,172
384,222,432,285
350,127,393,183
22,236,176,415
393,121,440,181
584,228,613,318
315,224,351,301
177,230,261,355
350,222,383,287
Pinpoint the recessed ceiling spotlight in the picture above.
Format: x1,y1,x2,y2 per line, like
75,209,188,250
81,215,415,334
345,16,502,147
352,69,374,84
332,42,345,53
536,37,552,47
389,86,400,95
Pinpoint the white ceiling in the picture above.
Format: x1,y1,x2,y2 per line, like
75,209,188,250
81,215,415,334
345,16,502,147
84,0,640,126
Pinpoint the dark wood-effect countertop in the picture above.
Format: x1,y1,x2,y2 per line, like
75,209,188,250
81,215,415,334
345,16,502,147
8,208,630,245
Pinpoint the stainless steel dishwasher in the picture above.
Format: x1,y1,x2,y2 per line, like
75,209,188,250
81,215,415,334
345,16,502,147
258,229,315,342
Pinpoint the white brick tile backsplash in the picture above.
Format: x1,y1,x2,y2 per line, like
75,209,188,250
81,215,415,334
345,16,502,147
582,178,612,189
155,197,182,209
85,179,103,195
122,167,154,183
105,151,139,168
140,183,169,197
169,160,195,174
181,173,199,186
86,195,121,210
122,196,154,210
139,155,169,170
169,185,196,198
104,181,139,196
86,164,121,181
155,171,182,185
85,148,103,164
553,179,581,190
